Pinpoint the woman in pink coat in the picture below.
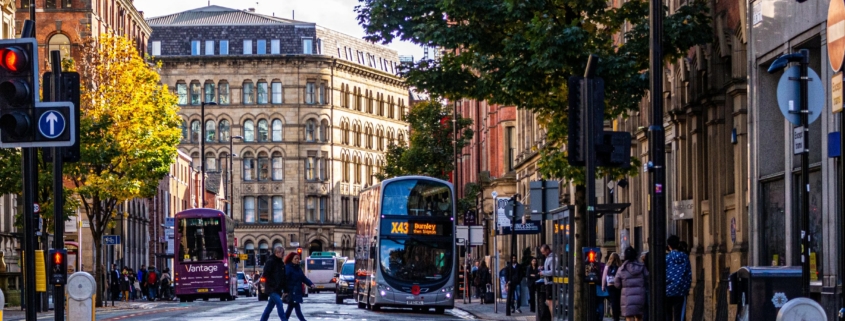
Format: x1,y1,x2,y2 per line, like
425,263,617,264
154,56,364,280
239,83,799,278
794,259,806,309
614,247,648,321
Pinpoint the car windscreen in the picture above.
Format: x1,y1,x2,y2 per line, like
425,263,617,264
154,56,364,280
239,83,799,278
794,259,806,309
237,273,245,280
341,263,355,275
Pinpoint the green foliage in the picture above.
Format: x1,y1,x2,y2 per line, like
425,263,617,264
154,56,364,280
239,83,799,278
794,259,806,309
458,182,481,214
356,0,710,183
377,100,473,180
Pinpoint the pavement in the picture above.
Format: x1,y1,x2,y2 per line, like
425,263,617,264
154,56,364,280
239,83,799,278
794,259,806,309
455,297,537,321
3,299,180,320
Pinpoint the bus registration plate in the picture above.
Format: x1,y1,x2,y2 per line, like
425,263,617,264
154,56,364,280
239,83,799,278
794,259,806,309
406,300,424,305
196,289,209,293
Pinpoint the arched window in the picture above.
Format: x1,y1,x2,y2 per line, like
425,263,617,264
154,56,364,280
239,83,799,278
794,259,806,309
366,157,373,186
341,121,349,145
244,241,255,263
257,152,269,181
176,83,188,105
272,152,283,180
319,120,329,142
271,119,283,142
305,119,316,142
218,81,230,105
218,120,230,142
258,241,269,262
48,34,71,65
398,132,405,145
206,152,216,172
204,82,215,103
219,152,229,174
205,120,215,142
257,81,268,104
367,92,374,114
342,155,350,182
388,97,395,119
271,81,283,104
243,120,254,142
257,196,270,223
365,126,373,149
257,119,269,142
242,81,254,104
191,152,200,170
353,123,361,147
181,120,188,142
378,95,384,116
242,152,255,181
354,155,361,184
272,196,284,223
190,81,201,105
191,120,201,143
377,128,384,150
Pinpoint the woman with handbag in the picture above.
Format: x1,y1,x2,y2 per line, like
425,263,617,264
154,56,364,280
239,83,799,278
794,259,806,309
476,261,491,304
284,253,314,321
603,253,622,321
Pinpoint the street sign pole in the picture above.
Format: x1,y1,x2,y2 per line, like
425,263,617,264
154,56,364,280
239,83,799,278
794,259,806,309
49,50,66,321
648,0,667,318
797,49,811,297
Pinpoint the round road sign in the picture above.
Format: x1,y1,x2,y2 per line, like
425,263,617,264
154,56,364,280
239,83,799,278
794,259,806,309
829,0,845,71
776,66,825,125
33,203,40,213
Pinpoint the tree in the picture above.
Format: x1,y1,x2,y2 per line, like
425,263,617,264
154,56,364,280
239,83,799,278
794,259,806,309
356,0,711,183
378,100,473,181
64,34,181,307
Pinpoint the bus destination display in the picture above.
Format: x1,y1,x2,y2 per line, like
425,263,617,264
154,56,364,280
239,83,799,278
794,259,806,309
388,221,444,236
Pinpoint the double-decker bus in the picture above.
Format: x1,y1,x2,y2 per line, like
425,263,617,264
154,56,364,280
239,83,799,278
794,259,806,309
173,208,238,302
354,176,456,314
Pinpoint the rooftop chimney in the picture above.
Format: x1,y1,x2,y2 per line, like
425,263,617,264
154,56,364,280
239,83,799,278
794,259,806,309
248,8,255,12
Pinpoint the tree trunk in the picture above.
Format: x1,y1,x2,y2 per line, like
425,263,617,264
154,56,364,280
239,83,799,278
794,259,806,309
573,185,588,321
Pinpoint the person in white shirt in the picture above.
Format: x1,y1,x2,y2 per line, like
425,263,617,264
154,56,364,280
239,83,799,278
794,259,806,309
539,244,556,317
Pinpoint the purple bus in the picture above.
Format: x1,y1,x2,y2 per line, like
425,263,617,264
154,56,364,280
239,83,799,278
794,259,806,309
173,209,238,302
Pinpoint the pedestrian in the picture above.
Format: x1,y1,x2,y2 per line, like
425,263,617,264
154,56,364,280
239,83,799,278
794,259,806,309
526,258,540,312
160,268,172,301
539,244,557,318
470,261,479,298
120,267,130,302
147,266,158,301
110,264,121,301
665,235,691,321
259,246,288,321
505,254,524,313
284,252,314,321
603,252,622,321
128,268,136,301
138,264,147,300
615,247,648,321
476,261,491,304
593,252,608,321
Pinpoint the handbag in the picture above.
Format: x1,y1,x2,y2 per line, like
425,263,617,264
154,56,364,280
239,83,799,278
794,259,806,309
596,284,609,297
282,293,290,304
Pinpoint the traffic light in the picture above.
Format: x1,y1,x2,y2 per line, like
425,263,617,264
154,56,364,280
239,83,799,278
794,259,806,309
0,38,38,146
596,131,632,169
297,248,303,256
48,248,68,285
583,247,600,283
567,76,604,166
42,71,81,162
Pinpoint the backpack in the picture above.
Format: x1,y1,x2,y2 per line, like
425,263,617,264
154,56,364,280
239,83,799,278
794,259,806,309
148,271,158,285
606,265,618,286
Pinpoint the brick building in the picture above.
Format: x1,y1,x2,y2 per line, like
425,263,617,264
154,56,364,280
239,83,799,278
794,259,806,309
148,5,408,268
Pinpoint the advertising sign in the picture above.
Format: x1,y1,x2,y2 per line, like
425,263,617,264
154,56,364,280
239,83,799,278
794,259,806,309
165,229,174,255
498,220,542,235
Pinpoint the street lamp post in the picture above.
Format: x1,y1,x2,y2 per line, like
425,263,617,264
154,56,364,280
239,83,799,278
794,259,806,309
229,135,243,218
200,101,218,208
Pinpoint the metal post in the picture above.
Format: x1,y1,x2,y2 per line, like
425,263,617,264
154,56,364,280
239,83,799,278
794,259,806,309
584,55,598,321
200,102,205,208
840,87,845,321
23,149,37,321
50,50,65,321
648,0,667,318
798,49,810,297
494,203,499,314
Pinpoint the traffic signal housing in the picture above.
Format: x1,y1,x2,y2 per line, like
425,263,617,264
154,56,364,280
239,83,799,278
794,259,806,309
567,76,605,166
49,248,68,285
0,38,38,146
42,71,81,162
583,247,600,283
297,248,303,256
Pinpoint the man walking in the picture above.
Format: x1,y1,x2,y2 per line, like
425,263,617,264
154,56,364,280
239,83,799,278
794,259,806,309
110,264,121,301
505,254,524,313
260,246,288,321
539,244,557,318
138,264,147,300
147,266,158,301
665,235,692,321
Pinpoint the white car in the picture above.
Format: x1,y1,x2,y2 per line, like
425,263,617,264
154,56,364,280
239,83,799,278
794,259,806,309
237,272,254,297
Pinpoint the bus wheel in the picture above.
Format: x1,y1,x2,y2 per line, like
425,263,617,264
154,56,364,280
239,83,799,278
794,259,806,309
372,304,381,311
434,308,445,314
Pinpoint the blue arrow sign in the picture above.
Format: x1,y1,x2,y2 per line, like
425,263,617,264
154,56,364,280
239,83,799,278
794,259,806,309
38,110,66,139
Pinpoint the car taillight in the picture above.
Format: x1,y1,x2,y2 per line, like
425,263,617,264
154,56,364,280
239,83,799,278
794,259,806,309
331,277,337,283
260,277,266,283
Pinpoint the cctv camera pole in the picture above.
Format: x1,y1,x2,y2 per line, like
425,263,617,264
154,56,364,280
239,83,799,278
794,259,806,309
648,0,667,318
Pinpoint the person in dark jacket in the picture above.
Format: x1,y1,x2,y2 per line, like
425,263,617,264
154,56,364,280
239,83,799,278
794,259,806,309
504,254,524,313
665,235,691,321
110,264,121,301
615,247,648,321
284,253,314,321
526,258,540,312
476,261,492,304
138,264,147,300
260,246,288,321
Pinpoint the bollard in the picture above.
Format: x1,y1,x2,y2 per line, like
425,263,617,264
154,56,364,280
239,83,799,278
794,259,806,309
66,272,96,321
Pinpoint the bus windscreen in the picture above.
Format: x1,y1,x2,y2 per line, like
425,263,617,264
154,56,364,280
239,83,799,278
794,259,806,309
381,180,452,217
178,217,224,262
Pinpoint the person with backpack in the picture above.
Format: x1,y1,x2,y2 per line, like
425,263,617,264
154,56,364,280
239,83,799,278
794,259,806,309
603,252,622,321
475,261,492,304
160,268,172,301
147,266,158,301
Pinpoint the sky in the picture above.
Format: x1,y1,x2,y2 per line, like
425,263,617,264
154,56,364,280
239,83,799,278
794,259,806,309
133,0,424,60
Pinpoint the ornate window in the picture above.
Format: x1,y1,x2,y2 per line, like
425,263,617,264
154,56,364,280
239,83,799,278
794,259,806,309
243,81,254,104
319,82,327,105
190,120,201,143
319,120,329,142
257,81,268,104
257,119,269,142
257,152,270,181
272,152,284,180
204,82,215,103
271,81,283,104
181,120,188,142
205,120,215,142
305,82,316,104
176,83,188,105
190,82,201,105
305,119,316,142
257,196,270,223
206,152,216,172
272,196,284,223
305,153,316,181
272,119,283,142
218,120,230,142
243,120,255,142
243,197,255,223
218,82,230,105
242,152,255,181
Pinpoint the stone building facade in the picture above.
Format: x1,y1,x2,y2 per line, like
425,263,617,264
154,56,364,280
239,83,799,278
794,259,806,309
148,5,407,268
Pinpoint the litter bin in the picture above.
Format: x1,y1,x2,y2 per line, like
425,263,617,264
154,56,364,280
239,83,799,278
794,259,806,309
729,266,802,321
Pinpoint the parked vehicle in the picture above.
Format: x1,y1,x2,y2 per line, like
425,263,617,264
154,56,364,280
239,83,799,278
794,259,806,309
335,260,356,304
305,252,340,293
237,272,254,297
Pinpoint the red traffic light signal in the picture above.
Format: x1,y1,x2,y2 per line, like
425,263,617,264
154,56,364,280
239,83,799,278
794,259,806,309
53,252,62,264
48,248,68,285
0,47,28,72
587,249,597,263
297,248,303,255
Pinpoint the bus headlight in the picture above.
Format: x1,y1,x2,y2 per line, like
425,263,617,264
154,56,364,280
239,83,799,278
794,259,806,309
440,286,454,293
339,280,349,287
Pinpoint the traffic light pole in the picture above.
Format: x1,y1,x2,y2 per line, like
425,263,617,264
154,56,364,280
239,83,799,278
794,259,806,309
20,16,37,321
50,50,65,321
648,0,667,318
584,55,598,321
